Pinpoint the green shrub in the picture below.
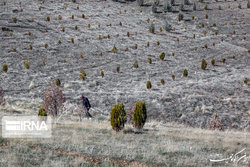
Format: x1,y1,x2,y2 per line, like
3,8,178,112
24,59,30,69
244,78,248,84
79,69,86,80
222,58,226,63
149,23,155,33
160,52,165,60
100,70,104,77
148,58,152,64
132,102,147,129
146,81,152,89
204,3,208,10
161,78,165,85
211,59,215,66
183,69,188,77
56,78,61,86
110,103,127,132
112,45,117,53
133,60,138,68
2,64,8,72
116,66,120,73
201,59,207,70
13,17,17,23
178,13,184,21
38,107,47,116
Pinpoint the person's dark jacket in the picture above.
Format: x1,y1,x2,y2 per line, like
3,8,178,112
82,97,91,110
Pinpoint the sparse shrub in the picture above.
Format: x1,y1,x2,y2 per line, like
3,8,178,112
157,41,160,45
112,45,117,53
204,44,208,48
9,31,13,36
38,107,47,117
13,48,16,52
212,23,216,27
119,21,122,26
201,59,207,70
28,32,31,36
58,15,62,20
193,3,196,10
56,78,61,87
184,0,190,5
193,34,195,39
116,66,120,73
244,78,248,84
178,13,184,21
44,43,48,48
192,16,195,20
152,3,157,13
205,14,208,19
46,16,50,22
183,69,188,77
79,69,86,80
133,60,138,68
146,81,152,89
107,34,110,39
100,70,104,77
72,15,74,19
163,3,172,12
29,44,32,50
58,40,61,44
170,0,175,5
13,17,17,23
147,41,150,47
161,78,165,85
71,37,74,43
154,0,160,6
98,34,101,40
125,47,128,51
132,102,147,129
201,22,204,28
24,59,30,69
204,3,208,10
179,3,184,11
2,64,8,73
164,22,172,32
160,52,165,60
149,23,155,33
222,58,226,63
43,56,46,66
248,1,250,8
219,5,222,10
172,52,175,56
0,85,4,105
88,24,90,28
159,27,162,32
233,29,236,34
127,32,130,37
209,113,223,131
134,44,138,49
82,13,85,18
215,31,218,36
75,25,78,30
136,0,144,6
211,59,215,66
148,58,152,64
62,27,65,32
110,103,127,132
146,18,150,23
43,86,65,117
38,6,41,11
238,3,241,9
172,74,175,80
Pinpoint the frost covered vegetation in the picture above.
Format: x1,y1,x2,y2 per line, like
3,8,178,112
0,0,249,166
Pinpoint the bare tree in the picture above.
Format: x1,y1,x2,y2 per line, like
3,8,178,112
43,86,65,117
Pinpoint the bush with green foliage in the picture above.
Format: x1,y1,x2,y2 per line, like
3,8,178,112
56,78,61,86
136,0,144,6
101,70,104,77
132,102,147,129
244,78,248,84
79,69,86,80
178,13,184,21
2,64,8,72
149,23,155,33
112,45,117,53
201,59,207,70
211,59,215,66
38,107,47,116
133,60,138,68
24,59,30,69
204,3,208,10
148,58,152,64
160,52,165,60
116,66,120,73
183,69,188,77
146,81,152,89
161,78,165,85
110,103,127,132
